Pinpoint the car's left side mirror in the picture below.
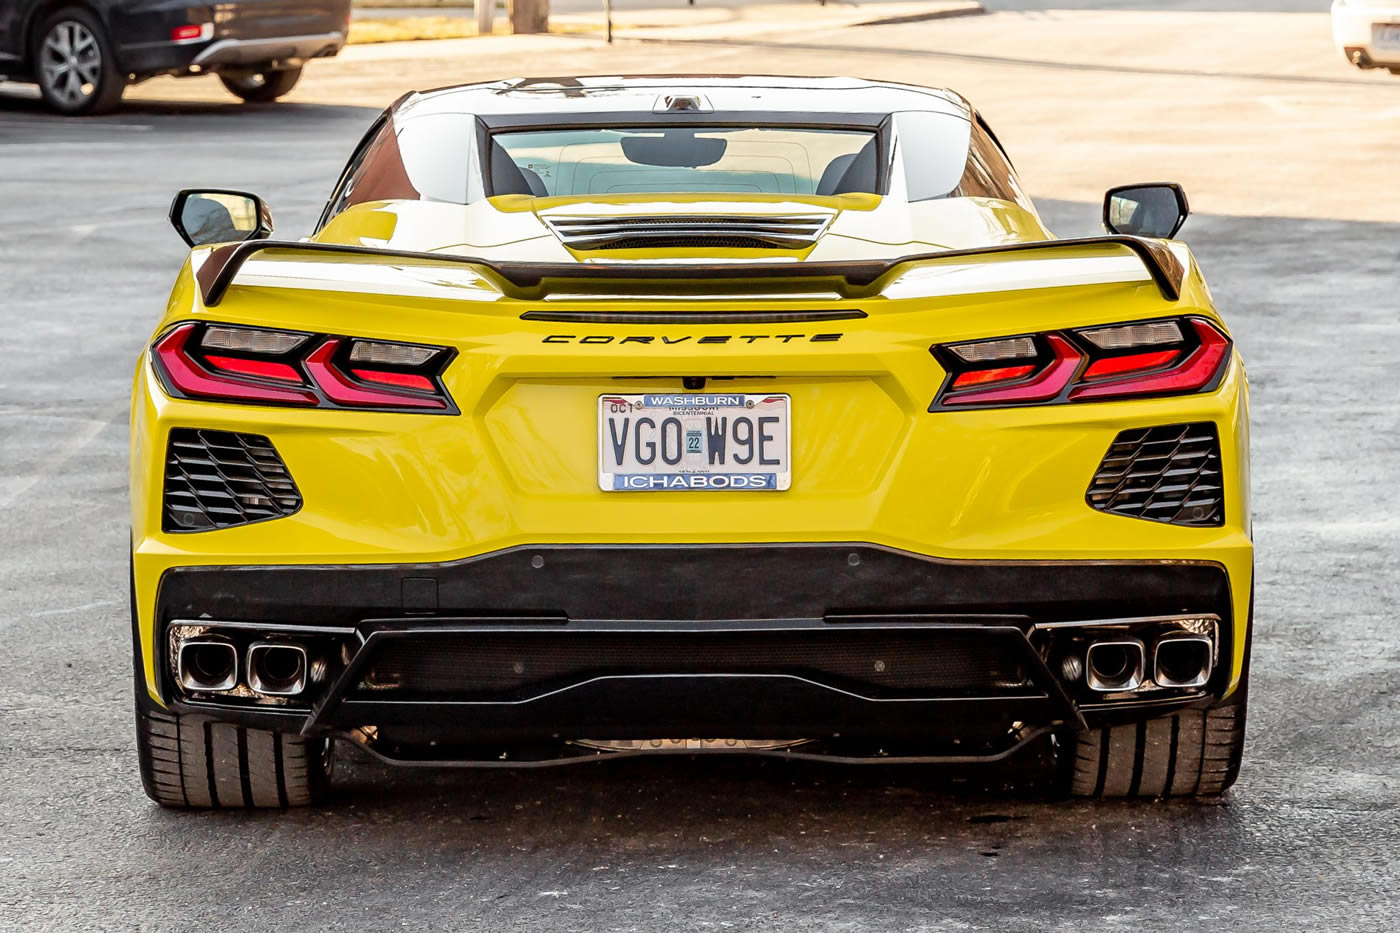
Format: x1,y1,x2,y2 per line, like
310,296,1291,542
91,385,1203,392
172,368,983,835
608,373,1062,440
1102,183,1189,239
169,188,274,248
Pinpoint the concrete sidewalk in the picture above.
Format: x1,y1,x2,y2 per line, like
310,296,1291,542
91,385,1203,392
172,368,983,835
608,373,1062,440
548,0,983,37
351,0,983,39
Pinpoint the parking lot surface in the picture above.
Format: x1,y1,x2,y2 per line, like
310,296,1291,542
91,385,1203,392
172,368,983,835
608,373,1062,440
1,6,1398,930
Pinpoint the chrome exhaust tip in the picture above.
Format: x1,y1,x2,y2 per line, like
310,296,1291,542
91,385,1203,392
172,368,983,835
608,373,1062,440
1153,635,1214,689
177,637,238,693
1084,638,1145,692
246,641,308,696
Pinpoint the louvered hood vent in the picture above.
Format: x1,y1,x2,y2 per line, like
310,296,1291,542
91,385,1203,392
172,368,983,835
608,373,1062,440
544,214,834,250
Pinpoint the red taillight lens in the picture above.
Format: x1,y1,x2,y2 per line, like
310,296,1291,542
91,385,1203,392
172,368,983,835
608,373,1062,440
204,355,303,383
940,334,1083,406
1069,319,1229,401
150,323,455,413
951,364,1035,389
170,23,212,41
932,317,1230,410
306,340,446,410
153,324,318,406
351,369,436,391
1081,349,1179,381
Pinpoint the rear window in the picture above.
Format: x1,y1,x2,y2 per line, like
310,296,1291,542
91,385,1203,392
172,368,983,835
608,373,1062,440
488,127,878,197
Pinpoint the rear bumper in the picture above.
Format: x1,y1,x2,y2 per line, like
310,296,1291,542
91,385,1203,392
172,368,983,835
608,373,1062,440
118,31,344,76
1332,2,1400,67
190,32,345,69
145,544,1244,763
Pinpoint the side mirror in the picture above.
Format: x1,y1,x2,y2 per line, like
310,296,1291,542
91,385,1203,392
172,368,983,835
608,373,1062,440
1102,183,1189,239
169,189,274,248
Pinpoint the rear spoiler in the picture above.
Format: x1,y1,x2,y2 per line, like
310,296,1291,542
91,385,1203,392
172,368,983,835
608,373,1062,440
194,235,1187,306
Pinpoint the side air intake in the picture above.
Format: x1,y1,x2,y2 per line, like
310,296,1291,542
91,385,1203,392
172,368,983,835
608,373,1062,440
163,429,301,532
1086,423,1223,526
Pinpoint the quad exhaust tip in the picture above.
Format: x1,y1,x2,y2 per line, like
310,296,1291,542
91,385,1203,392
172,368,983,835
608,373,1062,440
1084,638,1146,692
176,637,238,693
246,641,308,696
1154,635,1214,689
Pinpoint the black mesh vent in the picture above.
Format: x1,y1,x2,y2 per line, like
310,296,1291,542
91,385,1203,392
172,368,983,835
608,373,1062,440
359,629,1033,701
598,235,778,250
1087,423,1223,526
163,429,301,532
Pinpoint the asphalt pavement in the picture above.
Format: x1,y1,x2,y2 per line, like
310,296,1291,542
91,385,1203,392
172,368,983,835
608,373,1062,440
1,7,1399,930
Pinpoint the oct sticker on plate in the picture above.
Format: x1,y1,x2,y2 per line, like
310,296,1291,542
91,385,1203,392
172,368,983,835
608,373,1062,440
598,393,791,491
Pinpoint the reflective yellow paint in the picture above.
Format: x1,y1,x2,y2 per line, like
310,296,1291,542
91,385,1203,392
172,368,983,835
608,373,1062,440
132,197,1251,706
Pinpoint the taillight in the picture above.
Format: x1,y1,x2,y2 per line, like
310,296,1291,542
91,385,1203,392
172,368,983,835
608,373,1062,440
170,23,213,42
931,317,1230,410
150,322,456,413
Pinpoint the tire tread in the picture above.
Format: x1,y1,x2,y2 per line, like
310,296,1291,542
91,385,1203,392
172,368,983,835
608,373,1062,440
135,706,329,809
1067,697,1246,799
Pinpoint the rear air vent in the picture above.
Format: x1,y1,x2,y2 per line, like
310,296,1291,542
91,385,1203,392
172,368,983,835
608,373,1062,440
545,214,833,250
163,429,301,532
357,628,1033,701
1087,423,1223,526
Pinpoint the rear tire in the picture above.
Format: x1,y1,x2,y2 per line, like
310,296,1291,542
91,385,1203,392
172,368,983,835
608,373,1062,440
1066,697,1246,798
136,706,333,808
33,7,125,115
219,66,303,103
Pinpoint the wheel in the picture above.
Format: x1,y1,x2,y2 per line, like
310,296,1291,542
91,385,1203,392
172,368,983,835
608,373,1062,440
136,705,334,808
219,66,303,103
32,7,124,115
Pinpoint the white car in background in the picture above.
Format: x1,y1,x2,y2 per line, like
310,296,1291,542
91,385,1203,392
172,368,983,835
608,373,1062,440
1332,0,1400,73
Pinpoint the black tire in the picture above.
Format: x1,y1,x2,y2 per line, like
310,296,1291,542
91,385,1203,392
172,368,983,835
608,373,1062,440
32,7,125,115
136,706,334,808
219,66,303,103
1066,699,1246,798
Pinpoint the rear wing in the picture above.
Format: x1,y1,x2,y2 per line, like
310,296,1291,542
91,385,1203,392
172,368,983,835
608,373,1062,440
194,235,1187,307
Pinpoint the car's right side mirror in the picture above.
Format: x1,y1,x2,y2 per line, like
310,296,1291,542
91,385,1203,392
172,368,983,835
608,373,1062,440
169,189,274,247
1102,183,1189,239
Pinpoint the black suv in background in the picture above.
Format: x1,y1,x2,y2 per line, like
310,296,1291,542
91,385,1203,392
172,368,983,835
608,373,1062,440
0,0,351,114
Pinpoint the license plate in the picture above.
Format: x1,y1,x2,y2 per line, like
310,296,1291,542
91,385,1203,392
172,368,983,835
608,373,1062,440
1374,23,1400,48
598,393,791,491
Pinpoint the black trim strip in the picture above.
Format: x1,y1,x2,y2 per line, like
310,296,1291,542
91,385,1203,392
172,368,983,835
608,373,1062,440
519,309,867,324
154,543,1233,632
194,236,1187,306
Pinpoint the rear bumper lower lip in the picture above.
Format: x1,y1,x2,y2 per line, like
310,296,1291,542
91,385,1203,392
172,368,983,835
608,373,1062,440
190,32,346,69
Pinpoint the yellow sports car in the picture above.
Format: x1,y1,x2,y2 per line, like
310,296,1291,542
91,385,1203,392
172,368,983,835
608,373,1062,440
130,76,1251,807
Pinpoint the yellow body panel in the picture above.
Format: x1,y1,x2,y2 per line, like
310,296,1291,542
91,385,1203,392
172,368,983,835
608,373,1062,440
132,196,1252,706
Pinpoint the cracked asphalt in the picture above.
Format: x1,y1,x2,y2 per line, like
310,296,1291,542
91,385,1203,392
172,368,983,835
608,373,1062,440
1,5,1399,929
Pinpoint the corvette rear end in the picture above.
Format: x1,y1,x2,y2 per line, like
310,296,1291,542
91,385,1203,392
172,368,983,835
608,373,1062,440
129,76,1252,807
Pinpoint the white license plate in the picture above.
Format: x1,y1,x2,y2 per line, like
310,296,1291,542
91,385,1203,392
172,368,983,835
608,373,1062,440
1374,23,1400,48
598,393,791,491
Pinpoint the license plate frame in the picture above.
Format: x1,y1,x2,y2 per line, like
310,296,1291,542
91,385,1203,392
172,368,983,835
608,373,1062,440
1373,22,1400,48
598,393,791,492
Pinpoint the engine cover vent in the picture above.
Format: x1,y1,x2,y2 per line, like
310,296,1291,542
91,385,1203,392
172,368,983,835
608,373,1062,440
163,429,301,532
545,214,833,250
1087,422,1223,526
